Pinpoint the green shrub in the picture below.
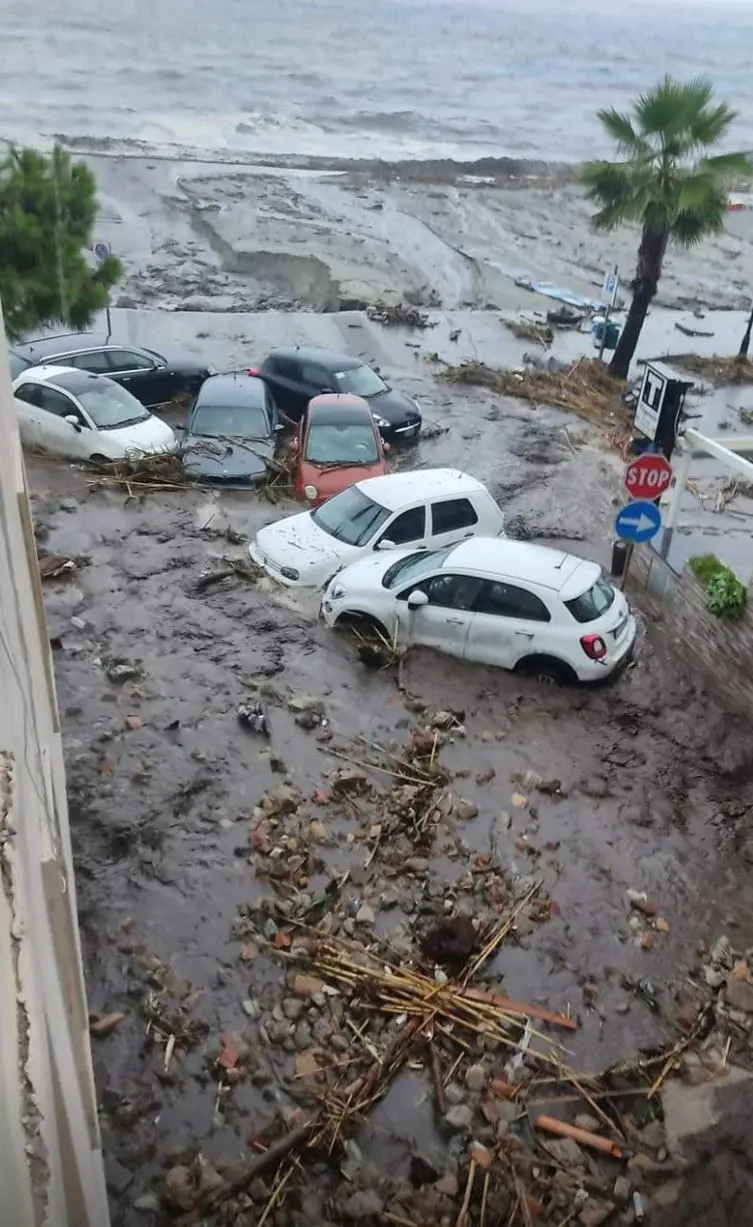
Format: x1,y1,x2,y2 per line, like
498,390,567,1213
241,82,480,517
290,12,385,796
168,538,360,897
688,554,747,620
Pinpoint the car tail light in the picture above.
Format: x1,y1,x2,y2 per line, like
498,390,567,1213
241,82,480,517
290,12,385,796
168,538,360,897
580,633,607,661
247,367,260,376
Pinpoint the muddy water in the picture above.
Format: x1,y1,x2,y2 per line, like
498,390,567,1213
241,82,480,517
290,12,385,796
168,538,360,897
28,387,753,1222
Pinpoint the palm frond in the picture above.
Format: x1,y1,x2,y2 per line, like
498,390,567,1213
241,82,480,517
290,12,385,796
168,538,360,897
596,108,643,154
580,160,637,227
671,187,728,248
689,101,739,149
698,150,753,178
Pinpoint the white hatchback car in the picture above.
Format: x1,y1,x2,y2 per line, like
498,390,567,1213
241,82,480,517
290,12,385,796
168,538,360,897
321,537,636,684
249,468,505,589
13,365,177,462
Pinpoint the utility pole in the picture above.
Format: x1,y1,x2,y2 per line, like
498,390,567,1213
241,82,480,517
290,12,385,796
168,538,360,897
0,299,110,1227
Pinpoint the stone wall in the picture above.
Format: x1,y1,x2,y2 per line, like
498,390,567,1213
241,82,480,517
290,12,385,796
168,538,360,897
628,546,753,714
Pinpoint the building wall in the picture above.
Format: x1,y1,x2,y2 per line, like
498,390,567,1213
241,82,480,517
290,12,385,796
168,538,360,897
0,313,110,1227
629,545,753,714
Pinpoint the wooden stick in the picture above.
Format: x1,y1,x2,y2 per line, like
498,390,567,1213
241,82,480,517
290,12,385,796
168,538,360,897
460,986,578,1032
534,1115,623,1159
455,1159,476,1227
428,1040,446,1114
176,1120,315,1223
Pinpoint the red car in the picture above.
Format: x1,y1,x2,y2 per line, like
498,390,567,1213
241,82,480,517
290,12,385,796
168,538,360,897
291,394,388,506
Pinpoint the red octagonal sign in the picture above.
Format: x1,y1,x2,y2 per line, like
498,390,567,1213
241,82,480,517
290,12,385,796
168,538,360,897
624,453,673,499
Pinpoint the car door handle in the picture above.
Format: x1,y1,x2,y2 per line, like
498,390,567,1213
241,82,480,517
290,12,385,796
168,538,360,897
447,617,465,625
515,630,534,638
463,531,473,538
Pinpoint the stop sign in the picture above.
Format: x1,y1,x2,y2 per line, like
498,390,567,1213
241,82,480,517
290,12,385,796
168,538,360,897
624,453,673,499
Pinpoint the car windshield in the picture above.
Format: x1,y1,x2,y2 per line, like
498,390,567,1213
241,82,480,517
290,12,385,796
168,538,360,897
305,423,378,465
190,405,269,440
335,364,387,398
77,383,150,429
383,546,453,589
565,576,616,623
310,485,390,546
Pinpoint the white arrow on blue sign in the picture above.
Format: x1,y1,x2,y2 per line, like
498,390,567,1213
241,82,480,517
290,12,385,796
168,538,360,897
614,499,662,543
93,241,111,263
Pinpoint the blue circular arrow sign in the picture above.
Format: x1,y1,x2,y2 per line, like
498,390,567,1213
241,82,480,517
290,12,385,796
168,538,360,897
93,241,111,262
614,499,662,543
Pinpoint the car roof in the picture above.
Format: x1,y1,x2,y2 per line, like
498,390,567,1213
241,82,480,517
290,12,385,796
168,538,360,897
308,394,372,424
353,468,486,512
17,365,118,394
264,346,362,372
443,538,598,592
11,333,130,360
194,373,268,408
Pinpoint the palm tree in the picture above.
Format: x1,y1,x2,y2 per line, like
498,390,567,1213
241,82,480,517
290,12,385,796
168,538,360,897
581,77,751,379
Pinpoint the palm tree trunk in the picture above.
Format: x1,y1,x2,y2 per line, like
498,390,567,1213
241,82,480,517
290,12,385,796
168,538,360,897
609,228,666,380
739,305,753,359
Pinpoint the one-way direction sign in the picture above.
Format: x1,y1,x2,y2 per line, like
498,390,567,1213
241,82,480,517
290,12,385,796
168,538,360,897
614,499,662,543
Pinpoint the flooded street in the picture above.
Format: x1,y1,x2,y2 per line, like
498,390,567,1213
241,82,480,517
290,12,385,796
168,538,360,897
29,367,753,1225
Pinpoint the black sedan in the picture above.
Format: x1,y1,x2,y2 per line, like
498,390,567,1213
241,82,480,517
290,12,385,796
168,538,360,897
254,346,422,444
182,374,281,487
10,332,213,408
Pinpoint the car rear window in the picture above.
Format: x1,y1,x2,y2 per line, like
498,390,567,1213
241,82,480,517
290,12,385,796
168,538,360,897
564,576,616,623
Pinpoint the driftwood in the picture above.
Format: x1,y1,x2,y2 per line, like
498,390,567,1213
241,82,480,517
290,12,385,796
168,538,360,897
176,1119,317,1224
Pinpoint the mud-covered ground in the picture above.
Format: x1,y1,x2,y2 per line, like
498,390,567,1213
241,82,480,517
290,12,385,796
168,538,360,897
83,150,753,316
27,365,753,1225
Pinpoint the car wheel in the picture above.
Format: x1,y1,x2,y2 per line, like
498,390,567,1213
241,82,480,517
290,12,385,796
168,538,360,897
515,656,576,687
336,613,391,641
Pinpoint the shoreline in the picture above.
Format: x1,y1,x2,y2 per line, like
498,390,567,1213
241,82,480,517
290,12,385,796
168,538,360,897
84,150,753,320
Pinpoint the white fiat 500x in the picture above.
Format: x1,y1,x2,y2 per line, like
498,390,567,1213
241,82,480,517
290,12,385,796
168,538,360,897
321,537,637,684
249,468,505,589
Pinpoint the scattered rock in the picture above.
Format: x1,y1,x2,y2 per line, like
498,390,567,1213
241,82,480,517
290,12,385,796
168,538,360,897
574,1113,601,1132
435,1173,459,1197
292,974,324,997
341,1189,385,1220
465,1063,487,1092
613,1176,631,1205
456,799,479,821
282,998,305,1020
295,1049,321,1079
725,977,753,1013
124,715,142,731
356,904,376,925
639,1120,667,1152
132,1193,160,1212
165,1165,195,1211
579,1200,615,1227
469,1141,492,1169
444,1104,474,1133
260,784,300,816
90,1011,126,1037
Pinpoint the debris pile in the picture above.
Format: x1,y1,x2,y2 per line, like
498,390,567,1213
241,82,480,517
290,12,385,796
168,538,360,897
503,317,554,347
366,300,437,329
664,354,753,385
436,357,629,426
86,443,291,493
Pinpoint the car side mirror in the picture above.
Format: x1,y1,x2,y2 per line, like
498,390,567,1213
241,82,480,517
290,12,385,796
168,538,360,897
290,437,299,452
383,441,391,452
375,538,396,551
407,589,429,610
64,414,83,432
274,423,285,432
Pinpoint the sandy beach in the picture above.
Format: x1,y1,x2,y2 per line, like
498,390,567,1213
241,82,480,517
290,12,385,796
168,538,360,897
83,150,753,319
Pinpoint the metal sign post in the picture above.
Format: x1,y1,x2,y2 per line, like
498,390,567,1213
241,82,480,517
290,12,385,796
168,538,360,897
93,241,112,338
598,265,619,361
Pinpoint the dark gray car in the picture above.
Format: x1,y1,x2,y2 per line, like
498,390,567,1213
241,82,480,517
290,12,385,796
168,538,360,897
10,333,213,408
182,374,281,488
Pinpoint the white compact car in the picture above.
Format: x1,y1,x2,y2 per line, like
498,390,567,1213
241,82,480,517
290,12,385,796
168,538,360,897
249,469,505,589
321,537,636,684
13,365,177,462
